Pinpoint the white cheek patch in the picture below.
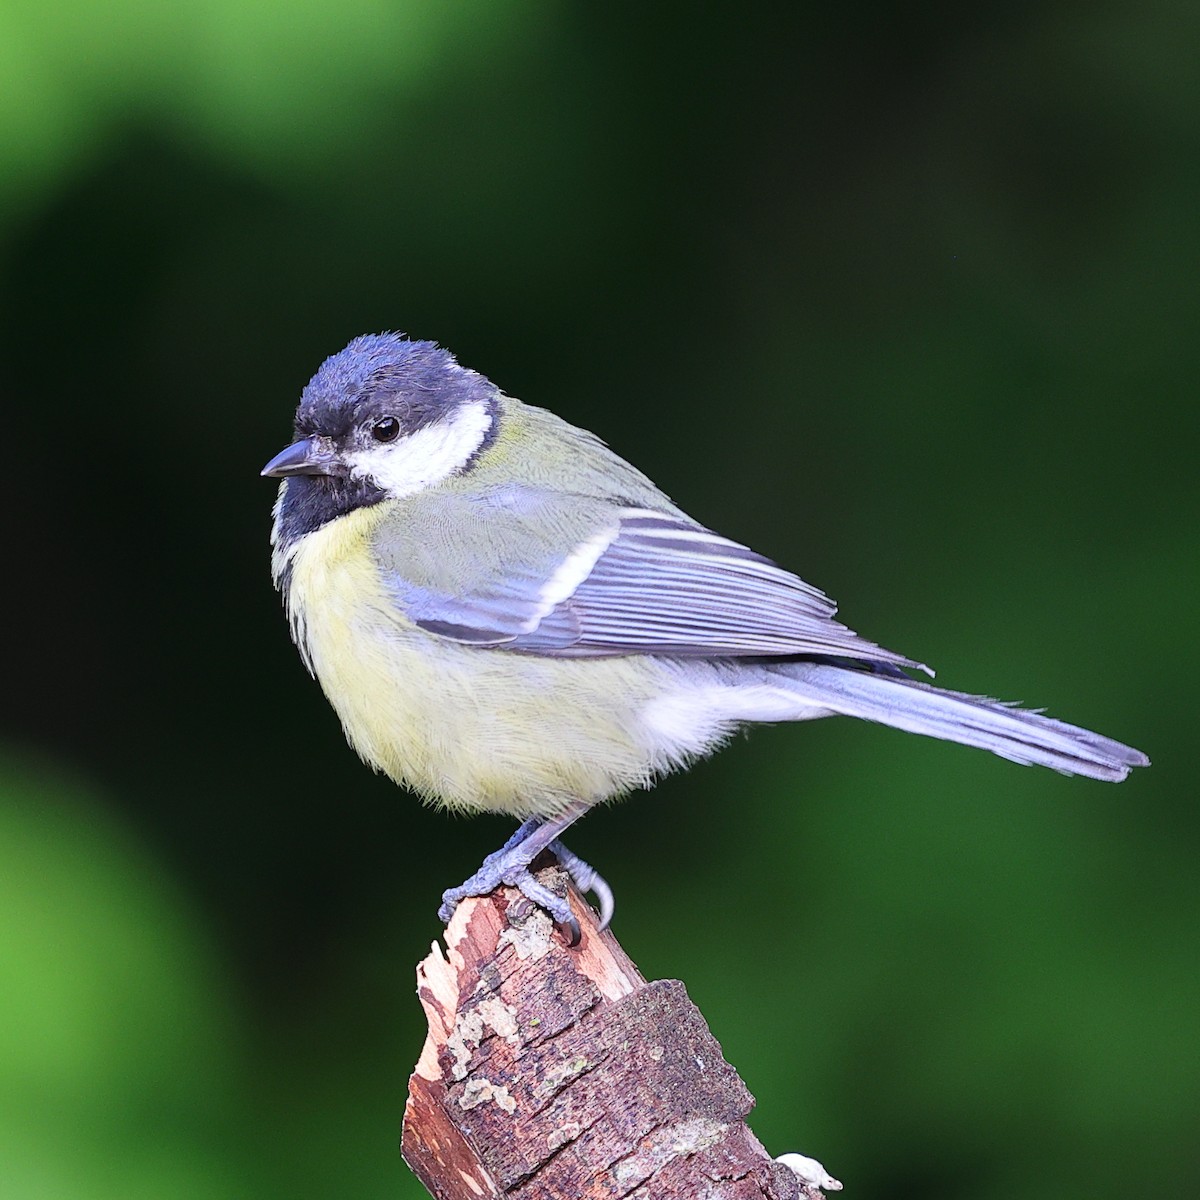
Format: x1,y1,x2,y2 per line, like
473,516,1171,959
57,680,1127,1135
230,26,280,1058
345,399,493,499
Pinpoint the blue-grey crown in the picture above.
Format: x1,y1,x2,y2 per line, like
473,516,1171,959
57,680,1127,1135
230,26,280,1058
295,332,491,438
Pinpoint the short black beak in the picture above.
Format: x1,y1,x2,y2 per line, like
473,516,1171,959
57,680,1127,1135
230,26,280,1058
260,436,347,478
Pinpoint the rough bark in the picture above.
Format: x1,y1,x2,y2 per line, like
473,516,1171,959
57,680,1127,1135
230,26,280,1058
401,863,807,1199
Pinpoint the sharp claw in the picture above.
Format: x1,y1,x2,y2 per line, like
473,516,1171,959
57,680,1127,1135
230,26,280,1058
591,874,615,931
547,840,616,931
560,913,581,947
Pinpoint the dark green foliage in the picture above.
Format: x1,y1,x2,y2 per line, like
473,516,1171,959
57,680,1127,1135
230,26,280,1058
0,5,1195,1198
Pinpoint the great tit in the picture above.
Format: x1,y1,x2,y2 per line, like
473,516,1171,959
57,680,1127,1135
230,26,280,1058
262,333,1148,942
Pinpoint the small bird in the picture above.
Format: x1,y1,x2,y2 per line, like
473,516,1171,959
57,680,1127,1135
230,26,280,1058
263,333,1148,942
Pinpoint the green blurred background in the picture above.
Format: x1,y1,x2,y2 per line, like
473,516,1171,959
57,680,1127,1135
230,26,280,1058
1,3,1195,1198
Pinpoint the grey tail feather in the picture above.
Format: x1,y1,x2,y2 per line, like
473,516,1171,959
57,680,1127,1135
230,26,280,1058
785,663,1149,782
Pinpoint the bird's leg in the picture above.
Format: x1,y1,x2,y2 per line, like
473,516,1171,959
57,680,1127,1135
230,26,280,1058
483,818,543,862
438,804,612,944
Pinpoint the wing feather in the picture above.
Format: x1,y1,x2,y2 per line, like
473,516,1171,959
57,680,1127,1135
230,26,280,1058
392,498,923,671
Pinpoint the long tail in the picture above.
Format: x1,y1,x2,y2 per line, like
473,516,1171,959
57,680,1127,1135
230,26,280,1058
780,663,1149,782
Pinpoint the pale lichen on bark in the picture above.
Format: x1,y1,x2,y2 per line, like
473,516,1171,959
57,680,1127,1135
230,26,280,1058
401,865,810,1199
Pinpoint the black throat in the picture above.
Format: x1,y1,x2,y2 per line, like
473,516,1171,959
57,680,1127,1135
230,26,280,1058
273,473,388,559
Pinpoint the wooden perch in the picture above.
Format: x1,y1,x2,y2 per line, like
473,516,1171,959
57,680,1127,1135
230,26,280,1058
402,862,831,1199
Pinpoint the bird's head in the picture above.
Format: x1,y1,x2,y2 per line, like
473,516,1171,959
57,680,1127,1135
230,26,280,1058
263,333,499,542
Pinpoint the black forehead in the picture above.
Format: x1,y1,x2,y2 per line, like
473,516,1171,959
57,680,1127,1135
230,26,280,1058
293,333,493,437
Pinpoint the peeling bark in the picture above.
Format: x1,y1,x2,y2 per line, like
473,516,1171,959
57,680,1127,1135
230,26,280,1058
401,865,802,1199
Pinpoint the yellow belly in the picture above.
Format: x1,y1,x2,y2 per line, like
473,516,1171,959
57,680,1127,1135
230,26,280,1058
281,507,673,817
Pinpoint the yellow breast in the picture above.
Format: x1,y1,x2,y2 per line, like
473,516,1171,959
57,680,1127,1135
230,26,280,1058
279,505,676,818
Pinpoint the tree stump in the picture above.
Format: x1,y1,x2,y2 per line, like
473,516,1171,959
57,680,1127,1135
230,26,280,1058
402,864,835,1199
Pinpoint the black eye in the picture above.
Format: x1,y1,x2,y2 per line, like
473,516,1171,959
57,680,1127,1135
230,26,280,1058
372,416,401,443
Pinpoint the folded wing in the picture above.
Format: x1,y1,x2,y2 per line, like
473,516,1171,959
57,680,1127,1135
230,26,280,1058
387,497,924,670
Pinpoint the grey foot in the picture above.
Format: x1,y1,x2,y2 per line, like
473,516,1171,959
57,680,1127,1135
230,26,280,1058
437,817,613,945
439,859,579,942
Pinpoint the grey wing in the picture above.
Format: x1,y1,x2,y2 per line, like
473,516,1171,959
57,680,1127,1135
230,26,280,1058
389,498,926,671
